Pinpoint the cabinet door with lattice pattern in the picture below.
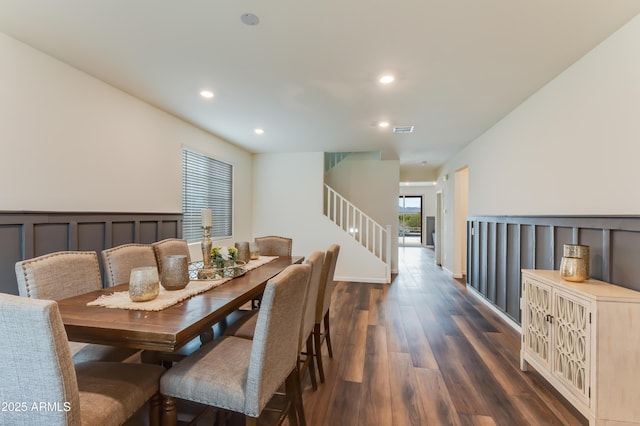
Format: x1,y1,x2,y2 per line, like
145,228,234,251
552,290,591,405
522,278,552,369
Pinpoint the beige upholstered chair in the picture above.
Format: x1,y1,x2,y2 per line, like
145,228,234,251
152,238,191,274
160,263,311,426
148,238,214,366
254,235,293,257
231,251,324,390
16,251,103,300
295,251,324,390
0,293,164,426
15,251,138,364
101,243,158,287
314,244,340,383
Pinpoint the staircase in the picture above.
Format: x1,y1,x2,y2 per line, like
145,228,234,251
323,184,391,282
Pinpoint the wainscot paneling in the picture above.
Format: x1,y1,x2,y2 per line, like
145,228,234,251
0,211,182,295
467,215,640,325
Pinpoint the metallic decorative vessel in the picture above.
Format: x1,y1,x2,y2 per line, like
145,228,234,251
129,266,160,301
563,244,590,277
249,242,260,260
160,255,190,290
235,241,251,263
559,256,588,283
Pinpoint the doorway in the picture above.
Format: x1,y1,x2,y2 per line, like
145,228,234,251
398,195,422,246
435,191,443,266
454,167,469,278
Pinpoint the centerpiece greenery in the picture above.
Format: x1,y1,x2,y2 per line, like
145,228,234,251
211,246,238,269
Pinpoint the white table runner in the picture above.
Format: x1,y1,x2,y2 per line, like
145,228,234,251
87,256,278,311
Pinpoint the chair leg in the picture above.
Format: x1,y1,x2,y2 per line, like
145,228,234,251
293,369,306,426
286,369,305,426
148,393,161,426
161,395,178,426
324,311,333,358
305,335,317,390
313,323,325,383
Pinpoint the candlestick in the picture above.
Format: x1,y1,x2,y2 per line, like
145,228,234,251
201,226,213,270
201,209,212,228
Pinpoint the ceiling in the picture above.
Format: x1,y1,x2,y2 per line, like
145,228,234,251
1,1,639,177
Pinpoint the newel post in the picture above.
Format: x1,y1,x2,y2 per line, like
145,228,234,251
385,224,392,283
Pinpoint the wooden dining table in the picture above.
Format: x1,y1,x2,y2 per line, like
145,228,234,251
57,256,303,353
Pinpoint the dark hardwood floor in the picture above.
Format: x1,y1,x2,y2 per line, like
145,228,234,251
296,246,587,426
134,246,587,425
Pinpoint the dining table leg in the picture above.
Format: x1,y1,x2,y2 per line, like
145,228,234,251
199,326,214,344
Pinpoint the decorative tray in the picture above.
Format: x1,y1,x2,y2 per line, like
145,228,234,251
188,260,248,280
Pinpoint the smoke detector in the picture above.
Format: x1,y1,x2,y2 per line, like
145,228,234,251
241,13,260,25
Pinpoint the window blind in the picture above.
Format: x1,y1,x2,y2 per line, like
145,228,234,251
182,149,233,242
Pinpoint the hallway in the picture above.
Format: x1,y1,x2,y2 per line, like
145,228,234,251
299,246,586,425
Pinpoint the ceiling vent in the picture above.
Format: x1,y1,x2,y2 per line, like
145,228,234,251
393,126,414,134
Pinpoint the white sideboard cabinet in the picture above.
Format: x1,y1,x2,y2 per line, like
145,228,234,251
521,269,640,426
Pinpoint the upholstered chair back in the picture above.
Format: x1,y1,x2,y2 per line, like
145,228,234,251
0,293,164,426
152,238,191,274
101,244,157,287
245,263,310,416
301,251,324,347
15,251,102,300
0,293,82,425
316,244,340,323
254,235,292,257
14,250,139,364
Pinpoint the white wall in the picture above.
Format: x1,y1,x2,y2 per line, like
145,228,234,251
324,154,400,273
400,164,438,182
325,154,400,227
0,33,253,244
437,14,640,273
399,185,437,217
252,152,388,282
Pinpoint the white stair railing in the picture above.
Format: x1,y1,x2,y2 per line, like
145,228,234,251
324,184,391,281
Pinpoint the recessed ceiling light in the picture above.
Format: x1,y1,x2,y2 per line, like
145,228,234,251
254,128,264,135
200,90,214,98
379,75,395,84
378,121,390,128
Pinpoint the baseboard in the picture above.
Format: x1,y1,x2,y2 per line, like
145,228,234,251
442,266,464,279
335,275,389,284
465,285,522,334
